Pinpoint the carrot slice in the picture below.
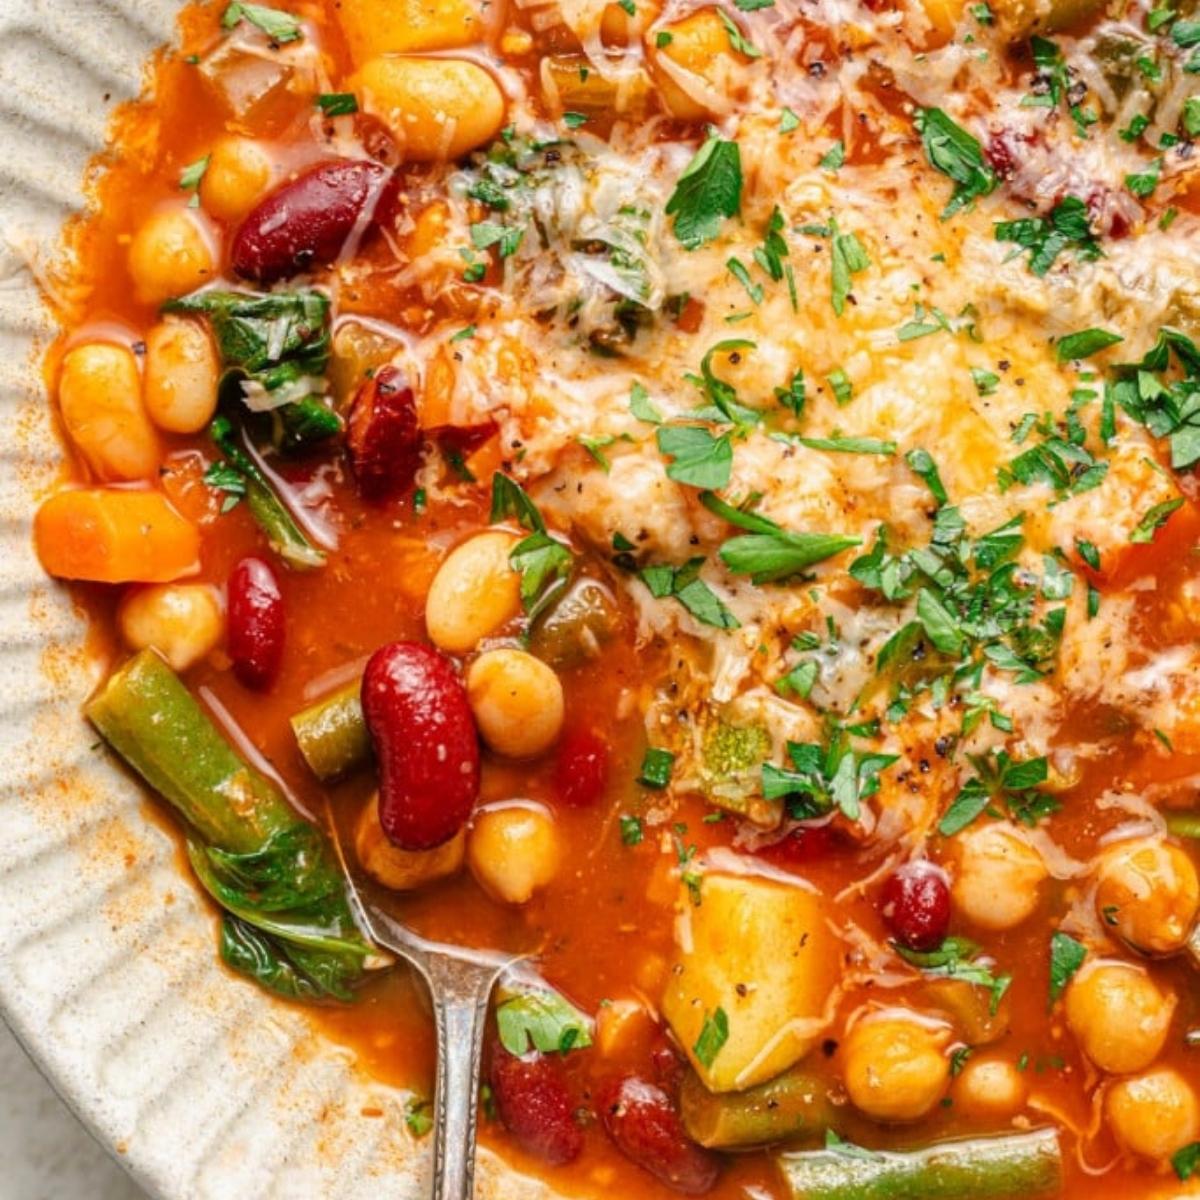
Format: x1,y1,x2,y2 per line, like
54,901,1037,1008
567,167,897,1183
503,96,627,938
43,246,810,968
34,488,201,583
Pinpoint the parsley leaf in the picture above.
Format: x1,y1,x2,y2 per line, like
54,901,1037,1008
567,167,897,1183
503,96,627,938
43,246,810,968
700,491,860,583
718,10,761,56
1173,1143,1200,1182
1047,931,1086,1006
1130,497,1183,543
657,426,734,488
640,558,740,629
630,381,663,424
221,2,302,41
694,1007,730,1067
915,107,998,218
994,195,1102,277
496,987,593,1056
819,140,846,171
490,474,574,621
830,218,870,316
666,133,743,250
762,731,897,822
1056,328,1122,362
639,747,675,788
619,815,644,845
895,936,1012,1014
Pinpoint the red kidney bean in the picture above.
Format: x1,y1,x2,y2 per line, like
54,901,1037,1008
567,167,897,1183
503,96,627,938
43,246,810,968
231,160,400,283
490,1047,583,1166
361,642,480,850
880,859,951,951
553,727,609,809
227,556,285,690
346,365,422,502
598,1075,720,1195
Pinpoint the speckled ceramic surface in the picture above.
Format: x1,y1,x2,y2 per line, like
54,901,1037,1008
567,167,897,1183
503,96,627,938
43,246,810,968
0,4,545,1196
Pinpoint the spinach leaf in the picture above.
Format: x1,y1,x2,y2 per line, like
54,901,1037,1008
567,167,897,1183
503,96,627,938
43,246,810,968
166,289,340,453
189,823,374,1003
208,417,326,568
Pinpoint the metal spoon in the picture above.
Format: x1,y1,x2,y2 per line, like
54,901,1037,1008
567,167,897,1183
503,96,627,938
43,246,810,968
329,819,521,1200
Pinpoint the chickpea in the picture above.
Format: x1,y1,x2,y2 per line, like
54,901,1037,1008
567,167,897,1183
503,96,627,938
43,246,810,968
951,824,1048,931
353,56,506,162
649,9,748,119
466,648,564,759
356,793,465,890
1095,837,1199,956
467,802,561,904
199,137,273,222
842,1013,951,1122
1064,960,1175,1074
58,342,159,481
425,531,522,653
143,317,219,434
118,584,223,672
1108,1068,1200,1160
128,209,215,305
953,1057,1027,1117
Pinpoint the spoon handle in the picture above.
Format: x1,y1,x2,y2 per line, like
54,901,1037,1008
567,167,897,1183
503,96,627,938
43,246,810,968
428,957,497,1200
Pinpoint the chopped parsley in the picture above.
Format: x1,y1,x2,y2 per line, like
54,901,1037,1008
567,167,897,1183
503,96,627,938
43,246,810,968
718,10,761,57
630,380,663,424
490,474,573,621
1056,327,1122,362
316,92,358,116
619,815,644,845
994,195,1102,276
700,491,860,583
914,108,997,218
895,936,1011,1014
656,425,733,489
496,987,593,1056
640,559,740,629
221,2,302,41
639,747,675,789
666,132,743,250
829,218,870,316
693,1007,730,1067
762,729,898,822
819,140,846,171
939,750,1055,836
1047,931,1086,1006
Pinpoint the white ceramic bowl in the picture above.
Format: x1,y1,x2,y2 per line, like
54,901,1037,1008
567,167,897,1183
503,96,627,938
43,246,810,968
0,3,549,1195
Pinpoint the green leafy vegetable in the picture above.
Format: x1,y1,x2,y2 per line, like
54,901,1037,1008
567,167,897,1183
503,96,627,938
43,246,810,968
906,448,948,505
666,133,743,250
657,426,734,488
87,650,375,1003
1173,1142,1200,1181
1056,328,1123,362
794,435,896,455
221,2,303,41
939,749,1055,836
630,381,664,424
639,747,675,788
620,815,644,845
914,108,998,218
1130,496,1183,542
640,558,740,629
496,986,593,1056
762,731,898,822
819,140,846,171
830,218,870,316
694,1007,730,1067
1047,931,1086,1006
895,936,1012,1014
165,289,339,452
994,195,1102,277
209,416,326,569
700,491,860,583
316,92,358,116
490,473,574,621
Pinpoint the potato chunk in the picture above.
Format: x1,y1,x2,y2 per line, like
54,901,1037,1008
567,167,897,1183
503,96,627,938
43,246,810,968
336,0,482,64
662,870,836,1092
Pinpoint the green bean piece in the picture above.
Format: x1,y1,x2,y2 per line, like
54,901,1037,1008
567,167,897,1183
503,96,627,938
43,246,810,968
86,648,296,854
290,680,370,781
680,1067,831,1148
1166,811,1200,839
776,1128,1062,1200
211,416,326,571
86,649,377,1002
